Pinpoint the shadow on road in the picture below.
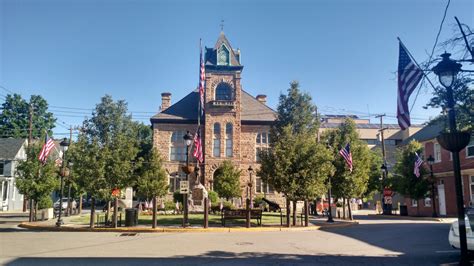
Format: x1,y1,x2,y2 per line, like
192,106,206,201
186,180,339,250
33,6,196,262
4,252,424,266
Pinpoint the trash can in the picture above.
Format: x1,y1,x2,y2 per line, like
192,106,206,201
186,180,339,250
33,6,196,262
125,208,138,227
399,205,408,216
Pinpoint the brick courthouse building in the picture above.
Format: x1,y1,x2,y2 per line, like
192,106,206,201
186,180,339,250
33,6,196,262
151,32,279,207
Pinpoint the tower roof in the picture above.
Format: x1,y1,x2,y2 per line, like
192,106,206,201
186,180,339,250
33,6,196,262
205,32,242,70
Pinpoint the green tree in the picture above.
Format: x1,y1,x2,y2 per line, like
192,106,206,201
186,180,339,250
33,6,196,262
85,95,138,227
323,119,372,220
0,94,56,138
363,148,384,198
213,160,241,200
68,134,108,228
136,148,168,228
271,81,319,139
16,143,58,220
392,140,430,216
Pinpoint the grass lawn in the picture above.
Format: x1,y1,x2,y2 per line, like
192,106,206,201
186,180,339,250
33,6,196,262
69,211,285,227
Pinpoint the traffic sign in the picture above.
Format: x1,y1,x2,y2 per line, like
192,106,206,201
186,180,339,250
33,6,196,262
384,196,393,205
180,181,189,194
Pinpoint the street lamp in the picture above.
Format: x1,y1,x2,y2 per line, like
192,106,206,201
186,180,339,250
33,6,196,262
182,131,193,227
427,155,437,218
248,166,254,208
56,138,70,227
380,164,388,215
432,52,470,264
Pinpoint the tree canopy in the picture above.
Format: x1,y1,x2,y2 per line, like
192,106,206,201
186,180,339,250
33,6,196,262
0,94,56,139
213,160,241,200
135,148,168,200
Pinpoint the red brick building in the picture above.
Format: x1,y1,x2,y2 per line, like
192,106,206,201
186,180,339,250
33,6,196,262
403,122,474,216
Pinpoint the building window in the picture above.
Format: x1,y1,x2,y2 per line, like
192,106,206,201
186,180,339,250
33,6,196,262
0,161,4,176
1,181,8,201
256,132,269,162
470,176,474,203
225,123,233,157
467,140,474,158
434,143,441,162
213,123,221,157
255,176,275,194
217,44,230,66
168,173,185,193
385,139,397,145
411,199,418,207
215,82,233,101
361,139,378,145
170,131,187,161
424,197,431,207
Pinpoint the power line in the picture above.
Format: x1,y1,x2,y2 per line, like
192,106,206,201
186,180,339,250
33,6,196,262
410,0,451,112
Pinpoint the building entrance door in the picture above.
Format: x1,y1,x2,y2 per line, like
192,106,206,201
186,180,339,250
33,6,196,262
437,184,447,216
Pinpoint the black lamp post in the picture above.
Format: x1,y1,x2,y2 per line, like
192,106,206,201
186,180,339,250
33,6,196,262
380,164,388,214
248,166,254,208
426,155,437,218
56,138,70,227
182,131,193,227
432,52,470,264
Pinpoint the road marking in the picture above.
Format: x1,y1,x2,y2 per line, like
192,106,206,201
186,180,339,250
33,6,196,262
435,250,458,253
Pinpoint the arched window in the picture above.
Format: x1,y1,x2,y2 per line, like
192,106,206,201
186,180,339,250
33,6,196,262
215,82,233,101
213,123,221,157
225,123,233,157
170,131,186,161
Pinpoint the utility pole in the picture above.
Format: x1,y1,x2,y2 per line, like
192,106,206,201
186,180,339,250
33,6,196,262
25,104,33,216
375,114,390,215
66,126,73,216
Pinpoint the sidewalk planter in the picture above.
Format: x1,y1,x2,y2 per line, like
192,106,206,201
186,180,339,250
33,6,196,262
36,208,54,221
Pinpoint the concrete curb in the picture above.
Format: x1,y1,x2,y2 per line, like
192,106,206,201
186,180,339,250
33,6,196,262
18,221,358,233
367,214,446,222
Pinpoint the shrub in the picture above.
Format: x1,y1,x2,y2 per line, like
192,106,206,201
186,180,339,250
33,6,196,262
253,195,265,207
38,196,53,209
208,191,219,204
164,200,181,211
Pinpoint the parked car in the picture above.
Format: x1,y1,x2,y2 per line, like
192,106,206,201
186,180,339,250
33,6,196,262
448,208,474,250
53,198,77,210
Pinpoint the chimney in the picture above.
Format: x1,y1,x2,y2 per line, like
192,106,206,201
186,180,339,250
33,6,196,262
256,94,267,105
161,92,171,111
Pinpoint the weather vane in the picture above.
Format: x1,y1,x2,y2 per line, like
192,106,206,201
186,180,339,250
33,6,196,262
220,19,224,31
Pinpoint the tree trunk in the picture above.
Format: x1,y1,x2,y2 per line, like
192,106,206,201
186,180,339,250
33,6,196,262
34,202,38,222
113,197,118,228
286,197,291,227
106,201,111,224
28,198,34,222
304,199,309,227
348,198,353,221
152,196,157,229
416,200,420,216
23,195,28,212
79,194,83,214
90,197,95,228
342,198,346,220
292,200,297,226
314,199,318,216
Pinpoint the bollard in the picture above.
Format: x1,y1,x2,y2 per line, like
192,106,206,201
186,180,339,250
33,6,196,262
204,197,209,229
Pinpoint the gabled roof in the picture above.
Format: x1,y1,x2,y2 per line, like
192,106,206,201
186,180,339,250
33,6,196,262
0,138,27,160
402,121,444,145
150,90,276,124
205,31,242,69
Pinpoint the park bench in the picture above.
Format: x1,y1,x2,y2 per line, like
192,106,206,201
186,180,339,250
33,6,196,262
221,209,263,226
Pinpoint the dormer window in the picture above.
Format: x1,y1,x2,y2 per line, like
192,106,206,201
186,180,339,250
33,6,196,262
215,82,233,101
217,44,230,66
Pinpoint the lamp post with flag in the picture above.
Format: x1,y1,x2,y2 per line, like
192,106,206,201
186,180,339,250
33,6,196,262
432,52,470,264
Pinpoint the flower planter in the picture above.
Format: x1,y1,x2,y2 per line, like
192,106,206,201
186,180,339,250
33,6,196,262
436,131,471,152
181,165,195,174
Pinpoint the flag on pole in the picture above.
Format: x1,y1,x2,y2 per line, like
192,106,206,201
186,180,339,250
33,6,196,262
38,133,55,163
414,152,424,178
397,42,423,130
193,127,204,163
339,143,353,172
198,42,205,116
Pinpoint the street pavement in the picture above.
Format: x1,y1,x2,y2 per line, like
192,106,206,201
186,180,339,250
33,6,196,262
0,211,464,265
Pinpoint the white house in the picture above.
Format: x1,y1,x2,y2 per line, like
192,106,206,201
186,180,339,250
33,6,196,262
0,138,27,211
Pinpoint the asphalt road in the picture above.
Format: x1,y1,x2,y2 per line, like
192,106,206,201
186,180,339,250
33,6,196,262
0,213,464,265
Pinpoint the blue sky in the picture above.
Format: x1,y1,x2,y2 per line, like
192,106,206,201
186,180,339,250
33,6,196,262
1,0,472,135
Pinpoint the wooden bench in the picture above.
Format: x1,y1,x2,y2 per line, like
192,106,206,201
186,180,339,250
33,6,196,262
221,209,263,226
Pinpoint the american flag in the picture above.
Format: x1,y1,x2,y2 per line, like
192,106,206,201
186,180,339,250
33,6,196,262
193,127,203,163
38,134,55,163
414,152,424,178
198,45,205,116
397,42,423,130
339,143,353,172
